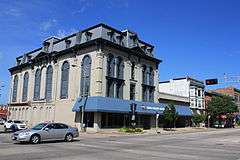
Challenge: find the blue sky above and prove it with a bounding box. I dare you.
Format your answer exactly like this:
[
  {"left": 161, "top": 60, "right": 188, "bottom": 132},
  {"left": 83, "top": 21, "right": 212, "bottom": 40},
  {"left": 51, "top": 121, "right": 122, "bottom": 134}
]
[{"left": 0, "top": 0, "right": 240, "bottom": 104}]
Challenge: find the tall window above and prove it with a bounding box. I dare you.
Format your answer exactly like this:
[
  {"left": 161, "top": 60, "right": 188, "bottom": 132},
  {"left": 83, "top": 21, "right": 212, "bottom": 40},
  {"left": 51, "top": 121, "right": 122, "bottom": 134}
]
[
  {"left": 142, "top": 66, "right": 155, "bottom": 102},
  {"left": 116, "top": 82, "right": 123, "bottom": 99},
  {"left": 106, "top": 54, "right": 124, "bottom": 99},
  {"left": 33, "top": 69, "right": 41, "bottom": 101},
  {"left": 80, "top": 55, "right": 91, "bottom": 96},
  {"left": 130, "top": 83, "right": 136, "bottom": 100},
  {"left": 131, "top": 62, "right": 135, "bottom": 80},
  {"left": 60, "top": 61, "right": 70, "bottom": 99},
  {"left": 107, "top": 54, "right": 115, "bottom": 77},
  {"left": 106, "top": 80, "right": 114, "bottom": 97},
  {"left": 116, "top": 57, "right": 124, "bottom": 79},
  {"left": 12, "top": 75, "right": 18, "bottom": 102},
  {"left": 142, "top": 65, "right": 147, "bottom": 84},
  {"left": 22, "top": 72, "right": 29, "bottom": 102},
  {"left": 45, "top": 65, "right": 53, "bottom": 102},
  {"left": 149, "top": 67, "right": 154, "bottom": 86}
]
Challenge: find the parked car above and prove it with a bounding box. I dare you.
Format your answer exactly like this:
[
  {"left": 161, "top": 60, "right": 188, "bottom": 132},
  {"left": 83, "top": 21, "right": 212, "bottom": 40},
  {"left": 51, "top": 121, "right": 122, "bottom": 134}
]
[
  {"left": 11, "top": 122, "right": 79, "bottom": 144},
  {"left": 4, "top": 120, "right": 27, "bottom": 132},
  {"left": 0, "top": 118, "right": 6, "bottom": 125}
]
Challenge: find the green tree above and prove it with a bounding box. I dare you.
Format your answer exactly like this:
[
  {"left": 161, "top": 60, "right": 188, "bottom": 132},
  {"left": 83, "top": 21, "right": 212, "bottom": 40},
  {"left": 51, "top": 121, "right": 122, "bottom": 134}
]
[
  {"left": 207, "top": 95, "right": 238, "bottom": 126},
  {"left": 163, "top": 104, "right": 178, "bottom": 128},
  {"left": 192, "top": 114, "right": 206, "bottom": 127}
]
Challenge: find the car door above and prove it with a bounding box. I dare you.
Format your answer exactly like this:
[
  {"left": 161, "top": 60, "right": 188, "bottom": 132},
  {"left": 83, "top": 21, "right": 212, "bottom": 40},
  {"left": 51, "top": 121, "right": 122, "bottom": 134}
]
[
  {"left": 53, "top": 123, "right": 68, "bottom": 140},
  {"left": 41, "top": 123, "right": 55, "bottom": 140}
]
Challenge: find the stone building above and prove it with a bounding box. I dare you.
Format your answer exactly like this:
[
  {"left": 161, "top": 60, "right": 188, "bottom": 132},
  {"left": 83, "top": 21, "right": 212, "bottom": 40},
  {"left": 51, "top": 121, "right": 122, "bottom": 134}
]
[{"left": 8, "top": 23, "right": 192, "bottom": 131}]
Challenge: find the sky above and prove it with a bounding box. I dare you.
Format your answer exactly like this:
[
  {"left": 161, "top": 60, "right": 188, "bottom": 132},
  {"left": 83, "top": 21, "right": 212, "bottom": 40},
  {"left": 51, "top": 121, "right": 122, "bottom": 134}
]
[{"left": 0, "top": 0, "right": 240, "bottom": 104}]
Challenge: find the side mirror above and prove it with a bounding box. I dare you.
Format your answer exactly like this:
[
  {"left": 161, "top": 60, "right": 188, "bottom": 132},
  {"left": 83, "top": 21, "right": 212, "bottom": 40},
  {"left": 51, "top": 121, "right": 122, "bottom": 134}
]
[{"left": 44, "top": 128, "right": 50, "bottom": 131}]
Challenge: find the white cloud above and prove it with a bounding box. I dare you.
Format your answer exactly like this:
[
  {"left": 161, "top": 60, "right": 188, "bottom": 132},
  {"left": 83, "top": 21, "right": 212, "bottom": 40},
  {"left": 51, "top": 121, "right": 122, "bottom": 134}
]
[{"left": 40, "top": 19, "right": 57, "bottom": 31}]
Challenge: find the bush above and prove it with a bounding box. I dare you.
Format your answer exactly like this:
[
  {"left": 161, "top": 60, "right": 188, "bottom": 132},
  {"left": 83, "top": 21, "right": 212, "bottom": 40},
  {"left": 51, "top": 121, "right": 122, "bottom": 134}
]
[
  {"left": 192, "top": 114, "right": 206, "bottom": 127},
  {"left": 119, "top": 127, "right": 143, "bottom": 133},
  {"left": 236, "top": 121, "right": 240, "bottom": 126}
]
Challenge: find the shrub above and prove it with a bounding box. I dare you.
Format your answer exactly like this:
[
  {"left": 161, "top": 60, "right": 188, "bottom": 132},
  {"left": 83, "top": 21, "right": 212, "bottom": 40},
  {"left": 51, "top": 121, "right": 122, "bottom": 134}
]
[{"left": 119, "top": 127, "right": 143, "bottom": 133}]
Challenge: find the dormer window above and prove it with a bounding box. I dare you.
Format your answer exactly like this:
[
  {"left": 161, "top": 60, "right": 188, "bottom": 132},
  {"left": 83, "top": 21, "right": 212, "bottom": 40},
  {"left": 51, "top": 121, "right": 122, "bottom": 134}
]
[
  {"left": 85, "top": 31, "right": 92, "bottom": 42},
  {"left": 65, "top": 39, "right": 71, "bottom": 49},
  {"left": 130, "top": 35, "right": 138, "bottom": 46},
  {"left": 141, "top": 45, "right": 147, "bottom": 52},
  {"left": 16, "top": 59, "right": 21, "bottom": 65},
  {"left": 116, "top": 34, "right": 124, "bottom": 46},
  {"left": 147, "top": 47, "right": 153, "bottom": 56},
  {"left": 43, "top": 42, "right": 50, "bottom": 52},
  {"left": 107, "top": 31, "right": 115, "bottom": 42}
]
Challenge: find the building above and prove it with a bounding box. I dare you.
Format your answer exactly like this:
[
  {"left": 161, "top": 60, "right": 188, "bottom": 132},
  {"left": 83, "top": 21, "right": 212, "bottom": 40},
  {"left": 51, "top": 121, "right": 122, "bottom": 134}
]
[
  {"left": 0, "top": 105, "right": 8, "bottom": 119},
  {"left": 158, "top": 92, "right": 191, "bottom": 127},
  {"left": 204, "top": 91, "right": 225, "bottom": 110},
  {"left": 8, "top": 23, "right": 192, "bottom": 131},
  {"left": 209, "top": 87, "right": 240, "bottom": 112},
  {"left": 159, "top": 77, "right": 205, "bottom": 114}
]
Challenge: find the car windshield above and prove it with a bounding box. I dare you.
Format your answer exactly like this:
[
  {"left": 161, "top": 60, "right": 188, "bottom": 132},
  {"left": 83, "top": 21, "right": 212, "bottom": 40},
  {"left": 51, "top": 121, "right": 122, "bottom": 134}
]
[
  {"left": 32, "top": 123, "right": 48, "bottom": 130},
  {"left": 13, "top": 120, "right": 22, "bottom": 123}
]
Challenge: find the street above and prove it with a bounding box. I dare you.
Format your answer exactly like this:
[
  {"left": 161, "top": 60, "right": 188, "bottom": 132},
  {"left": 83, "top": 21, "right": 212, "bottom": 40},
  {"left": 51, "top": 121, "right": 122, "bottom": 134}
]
[{"left": 0, "top": 128, "right": 239, "bottom": 160}]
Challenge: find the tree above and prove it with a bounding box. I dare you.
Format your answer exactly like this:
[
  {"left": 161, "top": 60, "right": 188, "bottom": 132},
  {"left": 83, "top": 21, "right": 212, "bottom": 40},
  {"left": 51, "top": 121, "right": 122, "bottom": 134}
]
[
  {"left": 192, "top": 114, "right": 206, "bottom": 127},
  {"left": 207, "top": 95, "right": 238, "bottom": 127},
  {"left": 163, "top": 104, "right": 178, "bottom": 129}
]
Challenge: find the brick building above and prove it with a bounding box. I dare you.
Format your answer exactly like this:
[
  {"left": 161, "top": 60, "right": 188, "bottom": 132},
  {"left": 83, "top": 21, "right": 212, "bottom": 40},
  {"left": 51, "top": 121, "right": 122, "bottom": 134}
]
[{"left": 209, "top": 87, "right": 240, "bottom": 112}]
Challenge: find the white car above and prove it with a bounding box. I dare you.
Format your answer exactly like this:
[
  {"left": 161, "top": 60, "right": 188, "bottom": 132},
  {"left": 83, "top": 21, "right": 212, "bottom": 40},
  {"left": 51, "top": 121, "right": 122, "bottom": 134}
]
[{"left": 4, "top": 120, "right": 27, "bottom": 132}]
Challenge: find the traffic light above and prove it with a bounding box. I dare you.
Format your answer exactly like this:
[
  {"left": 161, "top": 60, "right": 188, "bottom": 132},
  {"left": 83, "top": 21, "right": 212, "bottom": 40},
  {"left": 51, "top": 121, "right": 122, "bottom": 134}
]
[
  {"left": 205, "top": 78, "right": 218, "bottom": 85},
  {"left": 130, "top": 103, "right": 137, "bottom": 115}
]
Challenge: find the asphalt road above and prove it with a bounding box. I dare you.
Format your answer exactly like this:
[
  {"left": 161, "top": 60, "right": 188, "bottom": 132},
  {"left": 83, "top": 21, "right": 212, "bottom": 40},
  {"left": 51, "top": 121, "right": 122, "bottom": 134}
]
[{"left": 0, "top": 128, "right": 239, "bottom": 160}]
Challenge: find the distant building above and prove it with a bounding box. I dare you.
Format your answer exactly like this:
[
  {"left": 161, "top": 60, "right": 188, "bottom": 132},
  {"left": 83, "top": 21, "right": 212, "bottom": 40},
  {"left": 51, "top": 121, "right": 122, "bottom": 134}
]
[
  {"left": 209, "top": 87, "right": 240, "bottom": 112},
  {"left": 204, "top": 91, "right": 225, "bottom": 110},
  {"left": 158, "top": 92, "right": 191, "bottom": 127},
  {"left": 159, "top": 77, "right": 205, "bottom": 114},
  {"left": 0, "top": 105, "right": 8, "bottom": 119}
]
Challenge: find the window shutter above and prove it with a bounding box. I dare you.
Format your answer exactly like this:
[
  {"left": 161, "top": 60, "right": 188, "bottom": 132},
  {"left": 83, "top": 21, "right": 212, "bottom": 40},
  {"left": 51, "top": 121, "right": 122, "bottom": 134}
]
[
  {"left": 34, "top": 69, "right": 41, "bottom": 100},
  {"left": 81, "top": 56, "right": 91, "bottom": 96},
  {"left": 45, "top": 66, "right": 53, "bottom": 102},
  {"left": 12, "top": 75, "right": 18, "bottom": 102},
  {"left": 22, "top": 72, "right": 29, "bottom": 102},
  {"left": 60, "top": 62, "right": 69, "bottom": 99}
]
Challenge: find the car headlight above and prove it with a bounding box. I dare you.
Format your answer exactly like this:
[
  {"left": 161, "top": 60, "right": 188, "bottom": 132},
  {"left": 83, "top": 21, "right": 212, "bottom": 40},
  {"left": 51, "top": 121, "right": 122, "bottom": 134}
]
[{"left": 19, "top": 132, "right": 31, "bottom": 136}]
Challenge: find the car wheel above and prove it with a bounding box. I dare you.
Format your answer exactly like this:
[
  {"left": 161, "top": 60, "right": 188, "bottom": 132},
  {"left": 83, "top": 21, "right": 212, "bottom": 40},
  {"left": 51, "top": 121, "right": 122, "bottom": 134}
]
[
  {"left": 30, "top": 135, "right": 40, "bottom": 144},
  {"left": 65, "top": 133, "right": 73, "bottom": 142}
]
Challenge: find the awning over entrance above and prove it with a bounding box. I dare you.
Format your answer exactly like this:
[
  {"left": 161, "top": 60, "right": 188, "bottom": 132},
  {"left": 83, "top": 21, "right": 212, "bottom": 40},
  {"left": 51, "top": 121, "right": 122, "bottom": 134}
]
[
  {"left": 72, "top": 96, "right": 192, "bottom": 116},
  {"left": 72, "top": 96, "right": 87, "bottom": 112}
]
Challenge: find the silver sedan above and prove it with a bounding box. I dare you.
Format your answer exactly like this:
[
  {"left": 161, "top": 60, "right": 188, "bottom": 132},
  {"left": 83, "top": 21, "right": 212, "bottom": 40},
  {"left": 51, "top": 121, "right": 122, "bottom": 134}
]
[{"left": 11, "top": 122, "right": 79, "bottom": 144}]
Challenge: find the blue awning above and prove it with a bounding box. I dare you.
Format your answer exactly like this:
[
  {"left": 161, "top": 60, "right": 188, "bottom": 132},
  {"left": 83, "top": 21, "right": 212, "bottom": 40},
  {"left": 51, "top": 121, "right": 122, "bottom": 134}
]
[
  {"left": 72, "top": 96, "right": 87, "bottom": 112},
  {"left": 175, "top": 105, "right": 192, "bottom": 116},
  {"left": 72, "top": 96, "right": 192, "bottom": 116}
]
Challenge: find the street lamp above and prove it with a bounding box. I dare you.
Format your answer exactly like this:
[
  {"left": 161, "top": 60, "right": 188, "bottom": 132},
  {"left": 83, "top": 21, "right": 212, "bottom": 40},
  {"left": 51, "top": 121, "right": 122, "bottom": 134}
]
[{"left": 71, "top": 64, "right": 88, "bottom": 132}]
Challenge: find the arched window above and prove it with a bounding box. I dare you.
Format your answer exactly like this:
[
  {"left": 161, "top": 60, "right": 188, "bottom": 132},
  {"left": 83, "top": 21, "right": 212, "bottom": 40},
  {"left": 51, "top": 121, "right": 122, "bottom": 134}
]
[
  {"left": 142, "top": 65, "right": 147, "bottom": 84},
  {"left": 149, "top": 67, "right": 154, "bottom": 86},
  {"left": 33, "top": 69, "right": 41, "bottom": 100},
  {"left": 130, "top": 62, "right": 135, "bottom": 80},
  {"left": 45, "top": 65, "right": 53, "bottom": 102},
  {"left": 60, "top": 61, "right": 70, "bottom": 99},
  {"left": 22, "top": 72, "right": 29, "bottom": 102},
  {"left": 107, "top": 54, "right": 115, "bottom": 77},
  {"left": 12, "top": 75, "right": 18, "bottom": 102},
  {"left": 116, "top": 57, "right": 124, "bottom": 79},
  {"left": 80, "top": 55, "right": 91, "bottom": 96}
]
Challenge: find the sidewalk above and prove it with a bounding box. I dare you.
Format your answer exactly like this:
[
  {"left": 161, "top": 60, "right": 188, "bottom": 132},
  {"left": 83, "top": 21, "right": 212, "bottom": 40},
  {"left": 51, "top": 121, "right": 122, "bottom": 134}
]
[{"left": 77, "top": 127, "right": 218, "bottom": 139}]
